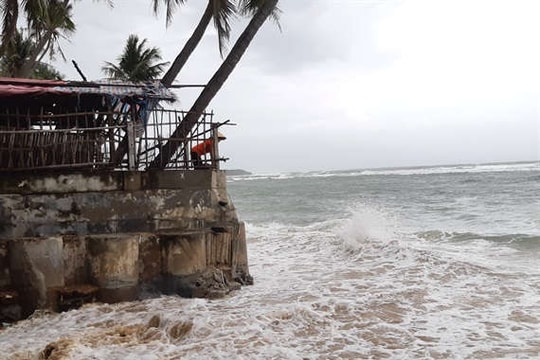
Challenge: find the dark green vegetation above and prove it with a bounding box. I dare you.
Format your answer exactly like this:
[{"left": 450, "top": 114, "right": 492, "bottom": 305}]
[
  {"left": 102, "top": 34, "right": 168, "bottom": 82},
  {"left": 0, "top": 0, "right": 74, "bottom": 79}
]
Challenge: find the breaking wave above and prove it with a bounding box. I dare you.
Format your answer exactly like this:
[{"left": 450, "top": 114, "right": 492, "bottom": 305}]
[{"left": 229, "top": 161, "right": 539, "bottom": 182}]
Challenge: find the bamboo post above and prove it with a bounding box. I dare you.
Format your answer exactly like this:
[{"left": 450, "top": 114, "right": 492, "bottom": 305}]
[
  {"left": 180, "top": 112, "right": 189, "bottom": 169},
  {"left": 211, "top": 124, "right": 219, "bottom": 170},
  {"left": 127, "top": 121, "right": 136, "bottom": 171}
]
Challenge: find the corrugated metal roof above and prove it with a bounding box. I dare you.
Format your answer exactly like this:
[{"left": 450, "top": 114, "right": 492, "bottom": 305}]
[{"left": 0, "top": 77, "right": 176, "bottom": 101}]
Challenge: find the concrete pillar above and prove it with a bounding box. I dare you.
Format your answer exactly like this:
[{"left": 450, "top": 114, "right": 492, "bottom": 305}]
[
  {"left": 0, "top": 241, "right": 10, "bottom": 288},
  {"left": 23, "top": 237, "right": 64, "bottom": 289},
  {"left": 232, "top": 222, "right": 252, "bottom": 285},
  {"left": 161, "top": 233, "right": 206, "bottom": 277},
  {"left": 205, "top": 231, "right": 232, "bottom": 268},
  {"left": 62, "top": 235, "right": 87, "bottom": 286},
  {"left": 138, "top": 234, "right": 161, "bottom": 283},
  {"left": 87, "top": 235, "right": 140, "bottom": 303},
  {"left": 20, "top": 237, "right": 65, "bottom": 310},
  {"left": 8, "top": 240, "right": 48, "bottom": 317}
]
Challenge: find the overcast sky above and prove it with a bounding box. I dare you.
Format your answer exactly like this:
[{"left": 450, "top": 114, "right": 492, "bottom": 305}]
[{"left": 53, "top": 0, "right": 539, "bottom": 173}]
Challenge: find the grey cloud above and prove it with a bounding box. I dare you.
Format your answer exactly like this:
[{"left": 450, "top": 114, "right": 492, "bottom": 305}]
[{"left": 244, "top": 1, "right": 397, "bottom": 74}]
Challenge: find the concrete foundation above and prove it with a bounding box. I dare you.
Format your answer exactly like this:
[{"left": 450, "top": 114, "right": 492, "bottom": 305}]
[{"left": 0, "top": 170, "right": 251, "bottom": 322}]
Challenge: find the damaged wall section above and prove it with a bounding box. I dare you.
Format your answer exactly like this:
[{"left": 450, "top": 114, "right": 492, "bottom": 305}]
[{"left": 0, "top": 170, "right": 251, "bottom": 322}]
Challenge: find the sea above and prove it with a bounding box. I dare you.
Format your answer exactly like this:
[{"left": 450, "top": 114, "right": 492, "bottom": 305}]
[{"left": 1, "top": 161, "right": 539, "bottom": 359}]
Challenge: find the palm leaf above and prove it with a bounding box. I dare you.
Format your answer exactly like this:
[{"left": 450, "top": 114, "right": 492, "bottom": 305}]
[
  {"left": 103, "top": 34, "right": 169, "bottom": 82},
  {"left": 237, "top": 0, "right": 281, "bottom": 29},
  {"left": 211, "top": 0, "right": 236, "bottom": 56},
  {"left": 152, "top": 0, "right": 186, "bottom": 26}
]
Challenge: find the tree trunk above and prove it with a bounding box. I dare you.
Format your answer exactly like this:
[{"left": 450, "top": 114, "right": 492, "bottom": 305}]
[
  {"left": 18, "top": 30, "right": 52, "bottom": 78},
  {"left": 150, "top": 0, "right": 279, "bottom": 168},
  {"left": 0, "top": 0, "right": 20, "bottom": 54},
  {"left": 160, "top": 1, "right": 213, "bottom": 87}
]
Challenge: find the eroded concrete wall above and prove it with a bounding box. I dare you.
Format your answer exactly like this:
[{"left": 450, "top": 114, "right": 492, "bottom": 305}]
[
  {"left": 0, "top": 170, "right": 251, "bottom": 321},
  {"left": 0, "top": 171, "right": 235, "bottom": 238}
]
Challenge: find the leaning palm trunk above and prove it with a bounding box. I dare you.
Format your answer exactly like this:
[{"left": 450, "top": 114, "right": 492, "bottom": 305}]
[
  {"left": 150, "top": 0, "right": 278, "bottom": 168},
  {"left": 160, "top": 1, "right": 213, "bottom": 87},
  {"left": 17, "top": 30, "right": 52, "bottom": 77}
]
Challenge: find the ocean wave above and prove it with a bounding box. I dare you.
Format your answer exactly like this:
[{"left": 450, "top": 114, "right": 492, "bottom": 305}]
[
  {"left": 526, "top": 174, "right": 540, "bottom": 182},
  {"left": 337, "top": 210, "right": 396, "bottom": 249},
  {"left": 227, "top": 173, "right": 297, "bottom": 182},
  {"left": 414, "top": 230, "right": 540, "bottom": 247},
  {"left": 413, "top": 230, "right": 540, "bottom": 243},
  {"left": 229, "top": 161, "right": 540, "bottom": 182}
]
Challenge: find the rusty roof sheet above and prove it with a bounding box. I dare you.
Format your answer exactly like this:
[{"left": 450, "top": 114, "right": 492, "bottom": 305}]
[{"left": 0, "top": 77, "right": 176, "bottom": 101}]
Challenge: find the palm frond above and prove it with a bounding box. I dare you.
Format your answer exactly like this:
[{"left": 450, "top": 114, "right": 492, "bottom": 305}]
[
  {"left": 102, "top": 61, "right": 127, "bottom": 80},
  {"left": 152, "top": 0, "right": 186, "bottom": 27},
  {"left": 103, "top": 34, "right": 168, "bottom": 82},
  {"left": 24, "top": 0, "right": 47, "bottom": 34},
  {"left": 237, "top": 0, "right": 281, "bottom": 30},
  {"left": 31, "top": 0, "right": 75, "bottom": 63},
  {"left": 211, "top": 0, "right": 236, "bottom": 56}
]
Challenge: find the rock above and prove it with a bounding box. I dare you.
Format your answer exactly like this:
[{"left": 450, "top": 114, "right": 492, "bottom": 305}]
[{"left": 162, "top": 268, "right": 237, "bottom": 299}]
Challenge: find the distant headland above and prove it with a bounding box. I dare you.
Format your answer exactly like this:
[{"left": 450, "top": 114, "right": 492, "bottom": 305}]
[{"left": 225, "top": 169, "right": 252, "bottom": 176}]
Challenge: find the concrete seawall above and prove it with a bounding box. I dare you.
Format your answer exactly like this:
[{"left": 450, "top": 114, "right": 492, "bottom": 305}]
[{"left": 0, "top": 170, "right": 251, "bottom": 321}]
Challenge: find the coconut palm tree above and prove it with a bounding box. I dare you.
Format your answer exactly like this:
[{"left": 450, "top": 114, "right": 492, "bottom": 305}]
[
  {"left": 150, "top": 0, "right": 279, "bottom": 168},
  {"left": 0, "top": 28, "right": 63, "bottom": 78},
  {"left": 102, "top": 34, "right": 169, "bottom": 82},
  {"left": 1, "top": 0, "right": 113, "bottom": 77},
  {"left": 18, "top": 0, "right": 75, "bottom": 77},
  {"left": 0, "top": 29, "right": 33, "bottom": 76},
  {"left": 0, "top": 0, "right": 46, "bottom": 54}
]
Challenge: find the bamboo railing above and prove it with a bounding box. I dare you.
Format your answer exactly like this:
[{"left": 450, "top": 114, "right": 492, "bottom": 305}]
[{"left": 0, "top": 107, "right": 226, "bottom": 172}]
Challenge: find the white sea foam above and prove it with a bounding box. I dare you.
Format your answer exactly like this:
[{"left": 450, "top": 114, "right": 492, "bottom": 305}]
[
  {"left": 228, "top": 173, "right": 296, "bottom": 182},
  {"left": 229, "top": 161, "right": 540, "bottom": 182},
  {"left": 335, "top": 206, "right": 400, "bottom": 255}
]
